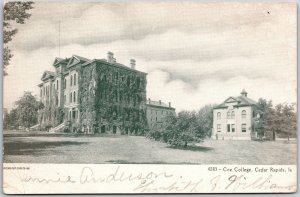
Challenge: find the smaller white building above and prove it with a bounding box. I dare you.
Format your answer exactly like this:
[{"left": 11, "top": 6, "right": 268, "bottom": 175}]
[{"left": 212, "top": 90, "right": 257, "bottom": 140}]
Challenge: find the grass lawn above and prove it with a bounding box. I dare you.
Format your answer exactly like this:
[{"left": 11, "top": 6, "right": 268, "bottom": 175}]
[{"left": 3, "top": 130, "right": 297, "bottom": 164}]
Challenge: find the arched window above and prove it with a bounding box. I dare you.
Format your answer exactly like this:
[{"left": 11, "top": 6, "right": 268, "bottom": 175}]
[
  {"left": 242, "top": 110, "right": 246, "bottom": 119},
  {"left": 73, "top": 91, "right": 76, "bottom": 102},
  {"left": 227, "top": 111, "right": 231, "bottom": 119},
  {"left": 231, "top": 111, "right": 235, "bottom": 119},
  {"left": 70, "top": 93, "right": 72, "bottom": 103},
  {"left": 217, "top": 112, "right": 221, "bottom": 119},
  {"left": 70, "top": 75, "right": 73, "bottom": 86},
  {"left": 56, "top": 80, "right": 59, "bottom": 90},
  {"left": 74, "top": 74, "right": 76, "bottom": 85}
]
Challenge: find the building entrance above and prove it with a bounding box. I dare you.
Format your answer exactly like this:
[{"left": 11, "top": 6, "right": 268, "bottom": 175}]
[
  {"left": 113, "top": 126, "right": 117, "bottom": 134},
  {"left": 101, "top": 125, "right": 105, "bottom": 133}
]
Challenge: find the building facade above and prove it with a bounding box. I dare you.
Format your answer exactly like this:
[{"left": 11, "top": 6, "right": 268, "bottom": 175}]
[
  {"left": 212, "top": 90, "right": 257, "bottom": 140},
  {"left": 146, "top": 99, "right": 176, "bottom": 131},
  {"left": 38, "top": 52, "right": 148, "bottom": 135}
]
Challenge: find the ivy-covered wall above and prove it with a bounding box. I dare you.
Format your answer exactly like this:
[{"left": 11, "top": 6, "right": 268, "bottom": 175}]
[
  {"left": 80, "top": 61, "right": 148, "bottom": 134},
  {"left": 38, "top": 82, "right": 64, "bottom": 129}
]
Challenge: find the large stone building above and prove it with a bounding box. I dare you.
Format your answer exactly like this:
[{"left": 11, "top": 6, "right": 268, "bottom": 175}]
[
  {"left": 146, "top": 99, "right": 176, "bottom": 130},
  {"left": 212, "top": 90, "right": 257, "bottom": 140},
  {"left": 38, "top": 52, "right": 148, "bottom": 134}
]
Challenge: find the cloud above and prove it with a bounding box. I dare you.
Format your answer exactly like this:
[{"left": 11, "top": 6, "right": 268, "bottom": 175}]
[
  {"left": 147, "top": 69, "right": 296, "bottom": 111},
  {"left": 12, "top": 2, "right": 279, "bottom": 51},
  {"left": 4, "top": 2, "right": 296, "bottom": 112}
]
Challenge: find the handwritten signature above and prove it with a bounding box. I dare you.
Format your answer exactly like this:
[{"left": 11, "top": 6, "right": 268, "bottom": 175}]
[{"left": 5, "top": 166, "right": 296, "bottom": 193}]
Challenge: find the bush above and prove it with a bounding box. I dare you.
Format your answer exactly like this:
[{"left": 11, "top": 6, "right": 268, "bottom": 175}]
[
  {"left": 147, "top": 130, "right": 162, "bottom": 141},
  {"left": 45, "top": 123, "right": 52, "bottom": 132}
]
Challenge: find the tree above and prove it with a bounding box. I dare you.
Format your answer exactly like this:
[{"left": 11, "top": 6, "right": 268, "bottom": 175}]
[
  {"left": 15, "top": 91, "right": 39, "bottom": 129},
  {"left": 253, "top": 98, "right": 296, "bottom": 141},
  {"left": 163, "top": 110, "right": 210, "bottom": 147},
  {"left": 3, "top": 1, "right": 34, "bottom": 75},
  {"left": 195, "top": 104, "right": 216, "bottom": 138},
  {"left": 148, "top": 105, "right": 215, "bottom": 147},
  {"left": 253, "top": 98, "right": 276, "bottom": 140},
  {"left": 6, "top": 108, "right": 19, "bottom": 129},
  {"left": 3, "top": 110, "right": 10, "bottom": 129},
  {"left": 274, "top": 103, "right": 297, "bottom": 139}
]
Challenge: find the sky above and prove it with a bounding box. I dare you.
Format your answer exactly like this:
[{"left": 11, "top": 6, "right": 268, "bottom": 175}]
[{"left": 3, "top": 1, "right": 297, "bottom": 111}]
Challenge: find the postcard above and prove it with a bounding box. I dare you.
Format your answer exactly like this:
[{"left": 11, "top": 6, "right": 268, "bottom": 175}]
[{"left": 2, "top": 0, "right": 297, "bottom": 194}]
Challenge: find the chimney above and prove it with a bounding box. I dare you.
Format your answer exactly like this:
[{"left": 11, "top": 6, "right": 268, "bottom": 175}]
[
  {"left": 159, "top": 100, "right": 161, "bottom": 105},
  {"left": 169, "top": 102, "right": 171, "bottom": 107},
  {"left": 107, "top": 51, "right": 114, "bottom": 63},
  {"left": 241, "top": 89, "right": 248, "bottom": 97},
  {"left": 130, "top": 59, "right": 136, "bottom": 69}
]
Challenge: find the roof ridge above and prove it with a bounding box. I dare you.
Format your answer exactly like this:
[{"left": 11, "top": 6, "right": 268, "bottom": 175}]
[{"left": 72, "top": 54, "right": 91, "bottom": 62}]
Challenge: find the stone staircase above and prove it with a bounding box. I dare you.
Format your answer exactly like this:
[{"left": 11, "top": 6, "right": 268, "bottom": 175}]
[
  {"left": 29, "top": 124, "right": 39, "bottom": 130},
  {"left": 49, "top": 123, "right": 65, "bottom": 133}
]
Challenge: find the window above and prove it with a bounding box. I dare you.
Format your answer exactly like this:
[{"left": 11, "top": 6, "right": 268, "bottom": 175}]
[
  {"left": 231, "top": 124, "right": 235, "bottom": 132},
  {"left": 64, "top": 79, "right": 67, "bottom": 89},
  {"left": 242, "top": 110, "right": 246, "bottom": 119},
  {"left": 74, "top": 74, "right": 76, "bottom": 85},
  {"left": 217, "top": 112, "right": 221, "bottom": 119},
  {"left": 73, "top": 91, "right": 76, "bottom": 102},
  {"left": 70, "top": 93, "right": 72, "bottom": 103},
  {"left": 70, "top": 75, "right": 73, "bottom": 86},
  {"left": 227, "top": 124, "right": 230, "bottom": 132},
  {"left": 242, "top": 124, "right": 246, "bottom": 132},
  {"left": 56, "top": 80, "right": 59, "bottom": 90},
  {"left": 72, "top": 110, "right": 76, "bottom": 119},
  {"left": 156, "top": 117, "right": 158, "bottom": 122},
  {"left": 217, "top": 124, "right": 221, "bottom": 132},
  {"left": 227, "top": 111, "right": 231, "bottom": 119},
  {"left": 54, "top": 84, "right": 56, "bottom": 91},
  {"left": 231, "top": 111, "right": 235, "bottom": 119}
]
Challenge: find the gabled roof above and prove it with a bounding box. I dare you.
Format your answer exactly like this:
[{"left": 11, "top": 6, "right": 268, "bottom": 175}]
[
  {"left": 41, "top": 71, "right": 56, "bottom": 81},
  {"left": 214, "top": 95, "right": 257, "bottom": 109},
  {"left": 66, "top": 55, "right": 91, "bottom": 68},
  {"left": 53, "top": 57, "right": 69, "bottom": 67}
]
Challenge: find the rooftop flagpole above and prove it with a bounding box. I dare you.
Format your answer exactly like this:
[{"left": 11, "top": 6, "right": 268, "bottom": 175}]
[{"left": 58, "top": 20, "right": 61, "bottom": 57}]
